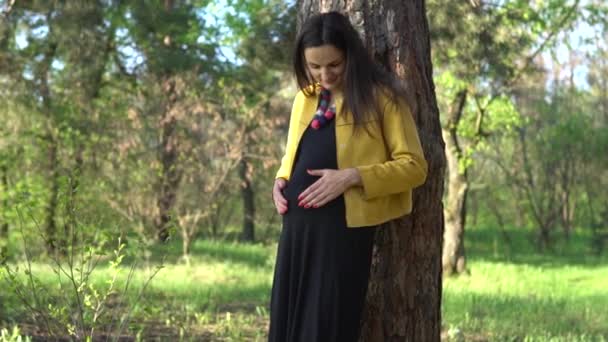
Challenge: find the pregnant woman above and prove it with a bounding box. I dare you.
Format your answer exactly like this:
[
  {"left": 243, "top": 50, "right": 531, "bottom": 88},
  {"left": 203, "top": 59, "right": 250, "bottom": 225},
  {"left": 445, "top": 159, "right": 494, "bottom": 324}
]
[{"left": 268, "top": 11, "right": 428, "bottom": 342}]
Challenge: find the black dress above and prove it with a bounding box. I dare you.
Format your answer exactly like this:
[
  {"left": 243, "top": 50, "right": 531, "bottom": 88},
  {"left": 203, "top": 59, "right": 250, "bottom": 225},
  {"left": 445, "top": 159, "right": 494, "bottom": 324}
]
[{"left": 268, "top": 117, "right": 377, "bottom": 342}]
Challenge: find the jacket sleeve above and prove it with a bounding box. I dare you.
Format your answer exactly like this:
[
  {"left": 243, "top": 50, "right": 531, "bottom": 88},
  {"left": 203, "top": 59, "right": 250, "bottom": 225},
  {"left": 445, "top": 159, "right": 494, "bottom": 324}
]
[
  {"left": 355, "top": 99, "right": 428, "bottom": 200},
  {"left": 275, "top": 92, "right": 303, "bottom": 181}
]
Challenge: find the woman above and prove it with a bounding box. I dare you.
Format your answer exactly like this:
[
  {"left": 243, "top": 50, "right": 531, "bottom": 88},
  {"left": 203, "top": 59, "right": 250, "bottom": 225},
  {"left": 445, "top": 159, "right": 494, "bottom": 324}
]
[{"left": 269, "top": 11, "right": 427, "bottom": 342}]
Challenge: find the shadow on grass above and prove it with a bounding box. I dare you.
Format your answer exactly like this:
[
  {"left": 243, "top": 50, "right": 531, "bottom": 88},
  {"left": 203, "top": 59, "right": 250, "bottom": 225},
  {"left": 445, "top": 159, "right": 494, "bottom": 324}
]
[
  {"left": 142, "top": 281, "right": 270, "bottom": 312},
  {"left": 120, "top": 237, "right": 273, "bottom": 269},
  {"left": 1, "top": 279, "right": 271, "bottom": 341}
]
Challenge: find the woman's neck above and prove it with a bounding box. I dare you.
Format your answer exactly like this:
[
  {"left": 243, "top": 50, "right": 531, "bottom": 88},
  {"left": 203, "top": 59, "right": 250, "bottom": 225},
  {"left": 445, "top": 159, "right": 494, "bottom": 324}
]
[{"left": 330, "top": 87, "right": 343, "bottom": 99}]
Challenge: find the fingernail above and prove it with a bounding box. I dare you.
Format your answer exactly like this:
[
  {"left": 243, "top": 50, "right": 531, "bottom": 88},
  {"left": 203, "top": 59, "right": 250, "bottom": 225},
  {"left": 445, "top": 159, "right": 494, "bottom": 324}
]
[
  {"left": 313, "top": 204, "right": 318, "bottom": 208},
  {"left": 305, "top": 204, "right": 311, "bottom": 209}
]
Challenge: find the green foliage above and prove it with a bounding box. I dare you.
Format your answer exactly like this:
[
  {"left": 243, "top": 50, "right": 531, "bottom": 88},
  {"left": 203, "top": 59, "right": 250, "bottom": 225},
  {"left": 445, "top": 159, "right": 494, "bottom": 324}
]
[
  {"left": 0, "top": 326, "right": 32, "bottom": 342},
  {"left": 1, "top": 0, "right": 607, "bottom": 338},
  {"left": 126, "top": 2, "right": 216, "bottom": 75},
  {"left": 1, "top": 208, "right": 164, "bottom": 340},
  {"left": 434, "top": 70, "right": 468, "bottom": 124},
  {"left": 430, "top": 0, "right": 581, "bottom": 167}
]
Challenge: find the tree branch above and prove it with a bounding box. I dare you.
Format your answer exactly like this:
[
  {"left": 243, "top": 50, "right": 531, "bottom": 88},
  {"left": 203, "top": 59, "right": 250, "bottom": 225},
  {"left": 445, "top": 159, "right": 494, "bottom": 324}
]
[
  {"left": 1, "top": 0, "right": 15, "bottom": 17},
  {"left": 483, "top": 0, "right": 581, "bottom": 109}
]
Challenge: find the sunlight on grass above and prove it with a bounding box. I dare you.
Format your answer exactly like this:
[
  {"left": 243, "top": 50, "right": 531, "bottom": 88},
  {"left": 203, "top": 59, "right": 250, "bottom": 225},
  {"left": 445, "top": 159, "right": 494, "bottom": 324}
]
[
  {"left": 442, "top": 226, "right": 608, "bottom": 341},
  {"left": 3, "top": 226, "right": 607, "bottom": 340}
]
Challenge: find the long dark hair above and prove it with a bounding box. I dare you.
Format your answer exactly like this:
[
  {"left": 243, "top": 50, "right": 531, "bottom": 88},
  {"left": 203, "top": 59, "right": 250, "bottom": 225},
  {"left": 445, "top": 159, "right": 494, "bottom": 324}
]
[{"left": 293, "top": 11, "right": 404, "bottom": 131}]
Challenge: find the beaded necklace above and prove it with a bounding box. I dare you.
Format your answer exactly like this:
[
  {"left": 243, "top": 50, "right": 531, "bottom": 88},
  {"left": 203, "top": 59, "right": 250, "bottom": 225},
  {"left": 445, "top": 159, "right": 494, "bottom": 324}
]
[{"left": 310, "top": 88, "right": 336, "bottom": 130}]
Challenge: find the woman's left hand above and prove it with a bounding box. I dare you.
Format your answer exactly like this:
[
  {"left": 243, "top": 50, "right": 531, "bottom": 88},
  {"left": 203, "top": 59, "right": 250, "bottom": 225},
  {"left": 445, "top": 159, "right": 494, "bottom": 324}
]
[{"left": 297, "top": 168, "right": 361, "bottom": 208}]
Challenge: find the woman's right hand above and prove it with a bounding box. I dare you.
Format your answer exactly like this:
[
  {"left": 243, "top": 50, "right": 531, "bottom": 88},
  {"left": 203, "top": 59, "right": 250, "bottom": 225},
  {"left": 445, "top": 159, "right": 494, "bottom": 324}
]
[{"left": 273, "top": 178, "right": 288, "bottom": 215}]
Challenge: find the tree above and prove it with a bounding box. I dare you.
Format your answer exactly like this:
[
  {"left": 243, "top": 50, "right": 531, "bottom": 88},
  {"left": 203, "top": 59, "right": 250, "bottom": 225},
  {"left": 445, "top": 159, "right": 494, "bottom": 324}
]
[
  {"left": 216, "top": 0, "right": 297, "bottom": 242},
  {"left": 298, "top": 1, "right": 445, "bottom": 340},
  {"left": 429, "top": 0, "right": 582, "bottom": 274},
  {"left": 584, "top": 30, "right": 608, "bottom": 254}
]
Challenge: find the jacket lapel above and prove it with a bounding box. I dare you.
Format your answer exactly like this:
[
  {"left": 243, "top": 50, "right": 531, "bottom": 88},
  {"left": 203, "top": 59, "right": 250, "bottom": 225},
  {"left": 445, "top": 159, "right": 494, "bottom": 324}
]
[{"left": 299, "top": 93, "right": 319, "bottom": 126}]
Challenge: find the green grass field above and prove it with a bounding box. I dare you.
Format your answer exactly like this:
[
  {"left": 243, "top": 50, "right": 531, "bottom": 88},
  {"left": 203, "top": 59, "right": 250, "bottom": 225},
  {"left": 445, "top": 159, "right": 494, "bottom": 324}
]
[{"left": 1, "top": 226, "right": 607, "bottom": 341}]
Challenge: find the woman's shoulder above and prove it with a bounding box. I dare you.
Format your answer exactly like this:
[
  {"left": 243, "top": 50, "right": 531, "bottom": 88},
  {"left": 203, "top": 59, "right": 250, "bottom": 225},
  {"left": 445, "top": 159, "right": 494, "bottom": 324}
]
[
  {"left": 374, "top": 84, "right": 401, "bottom": 103},
  {"left": 372, "top": 86, "right": 396, "bottom": 110},
  {"left": 373, "top": 85, "right": 412, "bottom": 118}
]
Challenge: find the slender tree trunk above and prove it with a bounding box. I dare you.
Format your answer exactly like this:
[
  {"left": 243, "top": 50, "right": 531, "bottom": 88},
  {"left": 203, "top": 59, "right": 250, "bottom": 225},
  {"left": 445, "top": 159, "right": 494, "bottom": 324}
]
[
  {"left": 517, "top": 127, "right": 559, "bottom": 252},
  {"left": 155, "top": 79, "right": 182, "bottom": 242},
  {"left": 442, "top": 146, "right": 468, "bottom": 274},
  {"left": 60, "top": 145, "right": 84, "bottom": 252},
  {"left": 559, "top": 157, "right": 574, "bottom": 240},
  {"left": 153, "top": 0, "right": 183, "bottom": 242},
  {"left": 39, "top": 38, "right": 59, "bottom": 254},
  {"left": 0, "top": 9, "right": 14, "bottom": 249},
  {"left": 240, "top": 156, "right": 255, "bottom": 242},
  {"left": 0, "top": 163, "right": 8, "bottom": 239},
  {"left": 299, "top": 1, "right": 445, "bottom": 340},
  {"left": 442, "top": 90, "right": 469, "bottom": 275},
  {"left": 487, "top": 195, "right": 514, "bottom": 249},
  {"left": 62, "top": 0, "right": 109, "bottom": 248},
  {"left": 181, "top": 228, "right": 191, "bottom": 265},
  {"left": 45, "top": 141, "right": 59, "bottom": 253}
]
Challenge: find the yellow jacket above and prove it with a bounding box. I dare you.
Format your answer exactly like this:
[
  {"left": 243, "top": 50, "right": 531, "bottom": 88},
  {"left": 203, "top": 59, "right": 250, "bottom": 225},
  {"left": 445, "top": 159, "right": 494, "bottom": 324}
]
[{"left": 275, "top": 87, "right": 428, "bottom": 227}]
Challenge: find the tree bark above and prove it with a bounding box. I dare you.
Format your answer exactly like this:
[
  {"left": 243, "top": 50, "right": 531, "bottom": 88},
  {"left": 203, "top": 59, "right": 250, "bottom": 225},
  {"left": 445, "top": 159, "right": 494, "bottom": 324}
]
[
  {"left": 298, "top": 1, "right": 445, "bottom": 340},
  {"left": 155, "top": 78, "right": 182, "bottom": 242},
  {"left": 152, "top": 0, "right": 183, "bottom": 242},
  {"left": 60, "top": 145, "right": 83, "bottom": 253},
  {"left": 442, "top": 90, "right": 469, "bottom": 275},
  {"left": 62, "top": 1, "right": 109, "bottom": 248},
  {"left": 240, "top": 156, "right": 255, "bottom": 242},
  {"left": 0, "top": 163, "right": 8, "bottom": 239},
  {"left": 45, "top": 140, "right": 59, "bottom": 253},
  {"left": 39, "top": 37, "right": 59, "bottom": 254}
]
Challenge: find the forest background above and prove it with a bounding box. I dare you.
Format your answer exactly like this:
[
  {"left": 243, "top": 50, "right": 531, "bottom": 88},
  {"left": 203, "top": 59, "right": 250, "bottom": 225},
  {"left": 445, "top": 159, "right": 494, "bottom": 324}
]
[{"left": 0, "top": 0, "right": 607, "bottom": 341}]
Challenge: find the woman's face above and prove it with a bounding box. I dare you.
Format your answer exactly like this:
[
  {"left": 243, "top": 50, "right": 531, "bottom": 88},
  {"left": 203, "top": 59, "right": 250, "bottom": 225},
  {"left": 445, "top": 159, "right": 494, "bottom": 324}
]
[{"left": 303, "top": 44, "right": 346, "bottom": 92}]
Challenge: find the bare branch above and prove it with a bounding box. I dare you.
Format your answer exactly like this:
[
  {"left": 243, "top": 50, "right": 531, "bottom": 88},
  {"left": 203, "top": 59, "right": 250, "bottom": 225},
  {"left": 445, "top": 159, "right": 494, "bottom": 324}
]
[
  {"left": 483, "top": 0, "right": 581, "bottom": 108},
  {"left": 1, "top": 0, "right": 15, "bottom": 17}
]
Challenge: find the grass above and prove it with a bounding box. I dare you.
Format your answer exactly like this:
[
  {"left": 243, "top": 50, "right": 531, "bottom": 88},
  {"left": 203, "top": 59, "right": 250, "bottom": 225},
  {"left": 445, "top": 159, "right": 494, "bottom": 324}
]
[
  {"left": 442, "top": 226, "right": 608, "bottom": 341},
  {"left": 1, "top": 226, "right": 607, "bottom": 341},
  {"left": 1, "top": 238, "right": 276, "bottom": 341},
  {"left": 443, "top": 261, "right": 607, "bottom": 341}
]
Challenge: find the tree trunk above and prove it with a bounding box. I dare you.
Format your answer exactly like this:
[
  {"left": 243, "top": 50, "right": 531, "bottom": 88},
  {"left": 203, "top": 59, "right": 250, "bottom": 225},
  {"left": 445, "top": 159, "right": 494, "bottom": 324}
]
[
  {"left": 181, "top": 228, "right": 191, "bottom": 265},
  {"left": 62, "top": 0, "right": 110, "bottom": 248},
  {"left": 442, "top": 90, "right": 469, "bottom": 275},
  {"left": 152, "top": 0, "right": 183, "bottom": 242},
  {"left": 60, "top": 145, "right": 84, "bottom": 253},
  {"left": 154, "top": 77, "right": 182, "bottom": 242},
  {"left": 442, "top": 142, "right": 468, "bottom": 275},
  {"left": 1, "top": 163, "right": 8, "bottom": 239},
  {"left": 39, "top": 39, "right": 59, "bottom": 254},
  {"left": 298, "top": 1, "right": 445, "bottom": 340},
  {"left": 45, "top": 140, "right": 60, "bottom": 254},
  {"left": 240, "top": 156, "right": 255, "bottom": 242}
]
